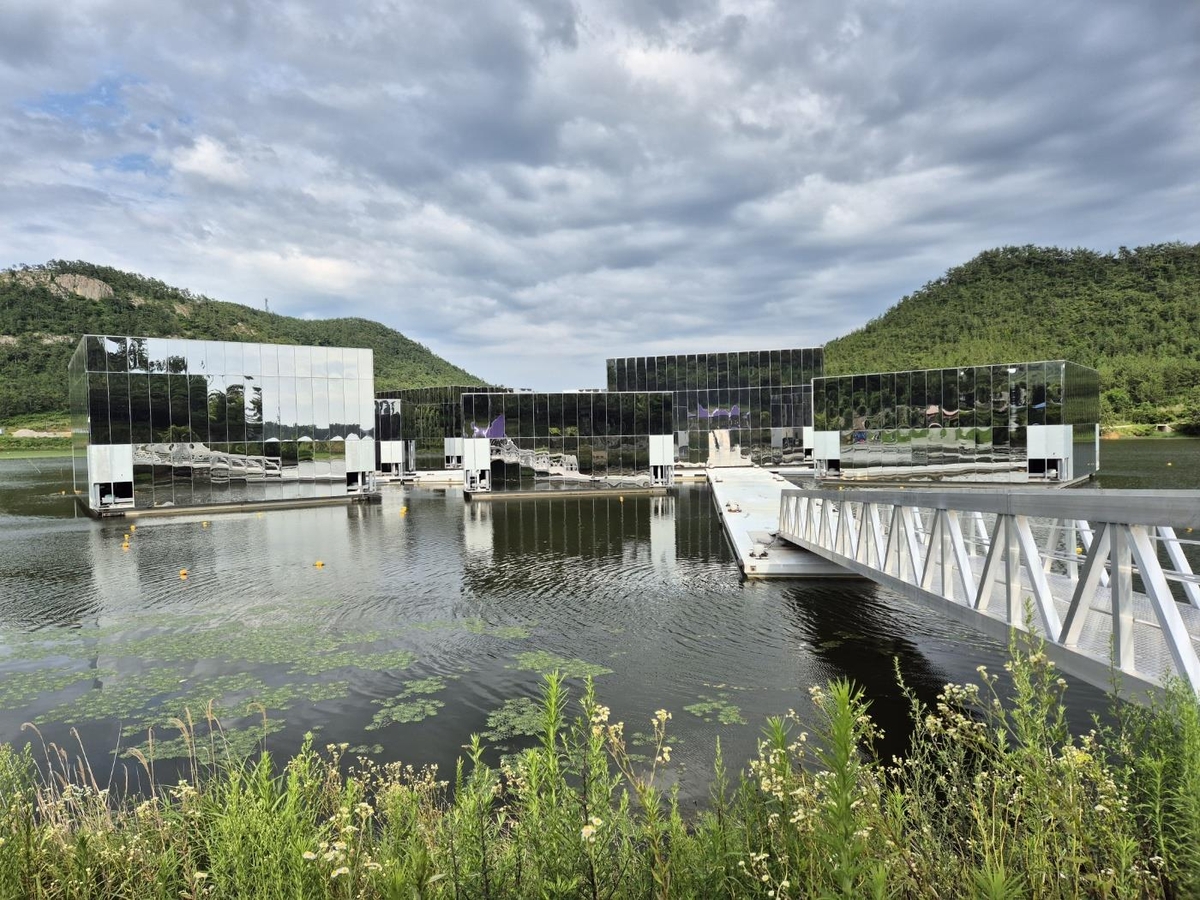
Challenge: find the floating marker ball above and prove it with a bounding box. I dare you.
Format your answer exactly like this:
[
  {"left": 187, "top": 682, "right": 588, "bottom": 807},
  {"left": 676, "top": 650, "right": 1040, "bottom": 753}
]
[
  {"left": 314, "top": 560, "right": 325, "bottom": 568},
  {"left": 179, "top": 568, "right": 188, "bottom": 579},
  {"left": 129, "top": 524, "right": 136, "bottom": 531}
]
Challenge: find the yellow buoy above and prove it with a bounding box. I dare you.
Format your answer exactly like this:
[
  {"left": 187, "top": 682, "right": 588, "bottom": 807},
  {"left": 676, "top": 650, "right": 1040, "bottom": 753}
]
[
  {"left": 179, "top": 568, "right": 188, "bottom": 578},
  {"left": 129, "top": 524, "right": 136, "bottom": 531},
  {"left": 121, "top": 544, "right": 129, "bottom": 552},
  {"left": 1076, "top": 546, "right": 1083, "bottom": 554},
  {"left": 1168, "top": 462, "right": 1174, "bottom": 467},
  {"left": 202, "top": 521, "right": 209, "bottom": 528},
  {"left": 314, "top": 560, "right": 325, "bottom": 568}
]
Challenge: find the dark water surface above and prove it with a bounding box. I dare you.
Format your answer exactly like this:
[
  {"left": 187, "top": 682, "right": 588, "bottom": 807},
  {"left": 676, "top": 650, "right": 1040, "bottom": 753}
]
[{"left": 0, "top": 440, "right": 1193, "bottom": 799}]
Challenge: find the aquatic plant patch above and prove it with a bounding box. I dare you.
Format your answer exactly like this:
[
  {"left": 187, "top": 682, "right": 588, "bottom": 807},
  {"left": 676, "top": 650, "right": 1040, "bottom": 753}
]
[
  {"left": 367, "top": 676, "right": 450, "bottom": 729},
  {"left": 482, "top": 696, "right": 543, "bottom": 744},
  {"left": 684, "top": 693, "right": 746, "bottom": 725},
  {"left": 507, "top": 651, "right": 613, "bottom": 679}
]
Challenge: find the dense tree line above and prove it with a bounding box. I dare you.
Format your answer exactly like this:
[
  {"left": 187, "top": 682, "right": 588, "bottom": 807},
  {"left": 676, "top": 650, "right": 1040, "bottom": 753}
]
[
  {"left": 0, "top": 261, "right": 484, "bottom": 421},
  {"left": 824, "top": 243, "right": 1200, "bottom": 425}
]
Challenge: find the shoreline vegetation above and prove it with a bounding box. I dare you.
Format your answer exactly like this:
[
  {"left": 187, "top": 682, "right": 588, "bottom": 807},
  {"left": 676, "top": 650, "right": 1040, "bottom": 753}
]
[{"left": 3, "top": 639, "right": 1200, "bottom": 898}]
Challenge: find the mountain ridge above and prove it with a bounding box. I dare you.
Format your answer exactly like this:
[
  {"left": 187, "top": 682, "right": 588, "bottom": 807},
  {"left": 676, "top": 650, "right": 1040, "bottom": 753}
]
[
  {"left": 824, "top": 242, "right": 1200, "bottom": 424},
  {"left": 0, "top": 260, "right": 486, "bottom": 421}
]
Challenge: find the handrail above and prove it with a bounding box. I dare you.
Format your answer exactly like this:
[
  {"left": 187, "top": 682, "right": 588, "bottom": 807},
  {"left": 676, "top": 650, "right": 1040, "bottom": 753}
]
[{"left": 777, "top": 485, "right": 1200, "bottom": 695}]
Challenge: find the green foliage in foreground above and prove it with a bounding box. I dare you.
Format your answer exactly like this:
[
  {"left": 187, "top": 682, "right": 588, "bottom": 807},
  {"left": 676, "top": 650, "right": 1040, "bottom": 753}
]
[{"left": 3, "top": 642, "right": 1200, "bottom": 898}]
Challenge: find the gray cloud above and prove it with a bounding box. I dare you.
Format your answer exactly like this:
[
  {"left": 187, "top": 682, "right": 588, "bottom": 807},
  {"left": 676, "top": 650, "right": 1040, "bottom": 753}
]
[{"left": 0, "top": 0, "right": 1197, "bottom": 389}]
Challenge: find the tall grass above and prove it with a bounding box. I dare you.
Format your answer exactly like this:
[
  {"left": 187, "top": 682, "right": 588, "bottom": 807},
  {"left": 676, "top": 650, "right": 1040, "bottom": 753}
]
[{"left": 2, "top": 637, "right": 1199, "bottom": 898}]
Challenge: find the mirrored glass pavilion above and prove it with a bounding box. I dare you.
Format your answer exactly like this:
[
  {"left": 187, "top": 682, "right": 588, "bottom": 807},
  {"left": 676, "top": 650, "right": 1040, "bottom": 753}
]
[
  {"left": 606, "top": 348, "right": 823, "bottom": 466},
  {"left": 811, "top": 360, "right": 1100, "bottom": 482},
  {"left": 460, "top": 391, "right": 675, "bottom": 492},
  {"left": 68, "top": 336, "right": 376, "bottom": 512},
  {"left": 375, "top": 384, "right": 507, "bottom": 476}
]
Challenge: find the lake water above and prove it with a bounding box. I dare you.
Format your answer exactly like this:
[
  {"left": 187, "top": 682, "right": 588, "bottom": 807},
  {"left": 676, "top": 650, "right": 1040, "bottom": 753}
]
[{"left": 0, "top": 439, "right": 1194, "bottom": 801}]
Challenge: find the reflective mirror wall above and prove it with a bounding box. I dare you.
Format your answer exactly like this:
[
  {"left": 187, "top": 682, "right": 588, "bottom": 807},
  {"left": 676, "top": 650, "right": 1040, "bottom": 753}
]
[
  {"left": 811, "top": 361, "right": 1100, "bottom": 481},
  {"left": 69, "top": 336, "right": 375, "bottom": 509},
  {"left": 375, "top": 385, "right": 507, "bottom": 473},
  {"left": 606, "top": 348, "right": 823, "bottom": 466},
  {"left": 463, "top": 391, "right": 673, "bottom": 491}
]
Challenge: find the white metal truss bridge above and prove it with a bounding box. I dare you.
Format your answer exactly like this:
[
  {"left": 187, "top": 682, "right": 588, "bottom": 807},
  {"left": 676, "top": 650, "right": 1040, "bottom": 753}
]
[{"left": 777, "top": 486, "right": 1200, "bottom": 695}]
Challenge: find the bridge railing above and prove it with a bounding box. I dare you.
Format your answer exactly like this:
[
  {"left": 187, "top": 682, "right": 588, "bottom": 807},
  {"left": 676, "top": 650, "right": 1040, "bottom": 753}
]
[{"left": 778, "top": 486, "right": 1200, "bottom": 694}]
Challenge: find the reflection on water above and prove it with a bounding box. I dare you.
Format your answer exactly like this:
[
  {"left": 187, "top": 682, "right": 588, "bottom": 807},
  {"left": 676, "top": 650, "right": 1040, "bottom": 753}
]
[{"left": 6, "top": 444, "right": 1189, "bottom": 796}]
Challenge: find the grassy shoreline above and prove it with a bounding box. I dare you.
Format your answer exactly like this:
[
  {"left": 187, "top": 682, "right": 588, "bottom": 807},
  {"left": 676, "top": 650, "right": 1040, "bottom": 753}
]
[
  {"left": 2, "top": 639, "right": 1199, "bottom": 898},
  {"left": 0, "top": 447, "right": 72, "bottom": 459}
]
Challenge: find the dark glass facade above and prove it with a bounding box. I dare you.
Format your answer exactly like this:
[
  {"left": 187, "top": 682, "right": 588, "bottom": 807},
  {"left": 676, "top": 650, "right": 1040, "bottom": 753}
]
[
  {"left": 811, "top": 361, "right": 1100, "bottom": 481},
  {"left": 462, "top": 391, "right": 674, "bottom": 492},
  {"left": 605, "top": 348, "right": 823, "bottom": 466},
  {"left": 69, "top": 336, "right": 376, "bottom": 510},
  {"left": 375, "top": 385, "right": 505, "bottom": 473}
]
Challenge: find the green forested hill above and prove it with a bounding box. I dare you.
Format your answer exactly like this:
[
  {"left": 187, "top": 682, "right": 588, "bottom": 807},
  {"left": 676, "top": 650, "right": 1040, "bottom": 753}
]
[
  {"left": 824, "top": 243, "right": 1200, "bottom": 424},
  {"left": 0, "top": 261, "right": 486, "bottom": 421}
]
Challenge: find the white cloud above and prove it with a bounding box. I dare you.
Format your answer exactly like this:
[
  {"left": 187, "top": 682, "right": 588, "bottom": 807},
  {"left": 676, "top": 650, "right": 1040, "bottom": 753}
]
[{"left": 170, "top": 136, "right": 249, "bottom": 186}]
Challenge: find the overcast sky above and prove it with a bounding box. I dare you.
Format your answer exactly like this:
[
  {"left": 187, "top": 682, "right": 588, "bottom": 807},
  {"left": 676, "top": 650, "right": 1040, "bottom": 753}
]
[{"left": 1, "top": 1, "right": 1197, "bottom": 388}]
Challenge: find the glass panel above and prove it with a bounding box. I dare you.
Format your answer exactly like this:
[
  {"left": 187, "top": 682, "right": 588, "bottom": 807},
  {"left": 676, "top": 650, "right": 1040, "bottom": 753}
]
[
  {"left": 591, "top": 394, "right": 606, "bottom": 437},
  {"left": 205, "top": 341, "right": 225, "bottom": 376},
  {"left": 166, "top": 339, "right": 188, "bottom": 374},
  {"left": 108, "top": 374, "right": 131, "bottom": 444},
  {"left": 327, "top": 347, "right": 344, "bottom": 379},
  {"left": 959, "top": 367, "right": 975, "bottom": 428},
  {"left": 563, "top": 393, "right": 578, "bottom": 437},
  {"left": 295, "top": 378, "right": 314, "bottom": 440},
  {"left": 575, "top": 392, "right": 591, "bottom": 437},
  {"left": 169, "top": 374, "right": 191, "bottom": 438},
  {"left": 271, "top": 344, "right": 293, "bottom": 381},
  {"left": 312, "top": 380, "right": 330, "bottom": 441},
  {"left": 1029, "top": 361, "right": 1046, "bottom": 426},
  {"left": 130, "top": 374, "right": 152, "bottom": 443},
  {"left": 294, "top": 345, "right": 312, "bottom": 378},
  {"left": 102, "top": 337, "right": 126, "bottom": 373},
  {"left": 1011, "top": 363, "right": 1028, "bottom": 427},
  {"left": 328, "top": 380, "right": 345, "bottom": 437},
  {"left": 88, "top": 374, "right": 109, "bottom": 444},
  {"left": 1046, "top": 361, "right": 1064, "bottom": 425},
  {"left": 127, "top": 338, "right": 149, "bottom": 373},
  {"left": 223, "top": 342, "right": 242, "bottom": 379},
  {"left": 86, "top": 336, "right": 107, "bottom": 372},
  {"left": 242, "top": 342, "right": 262, "bottom": 378},
  {"left": 534, "top": 393, "right": 549, "bottom": 438},
  {"left": 607, "top": 393, "right": 623, "bottom": 436},
  {"left": 310, "top": 346, "right": 328, "bottom": 379}
]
